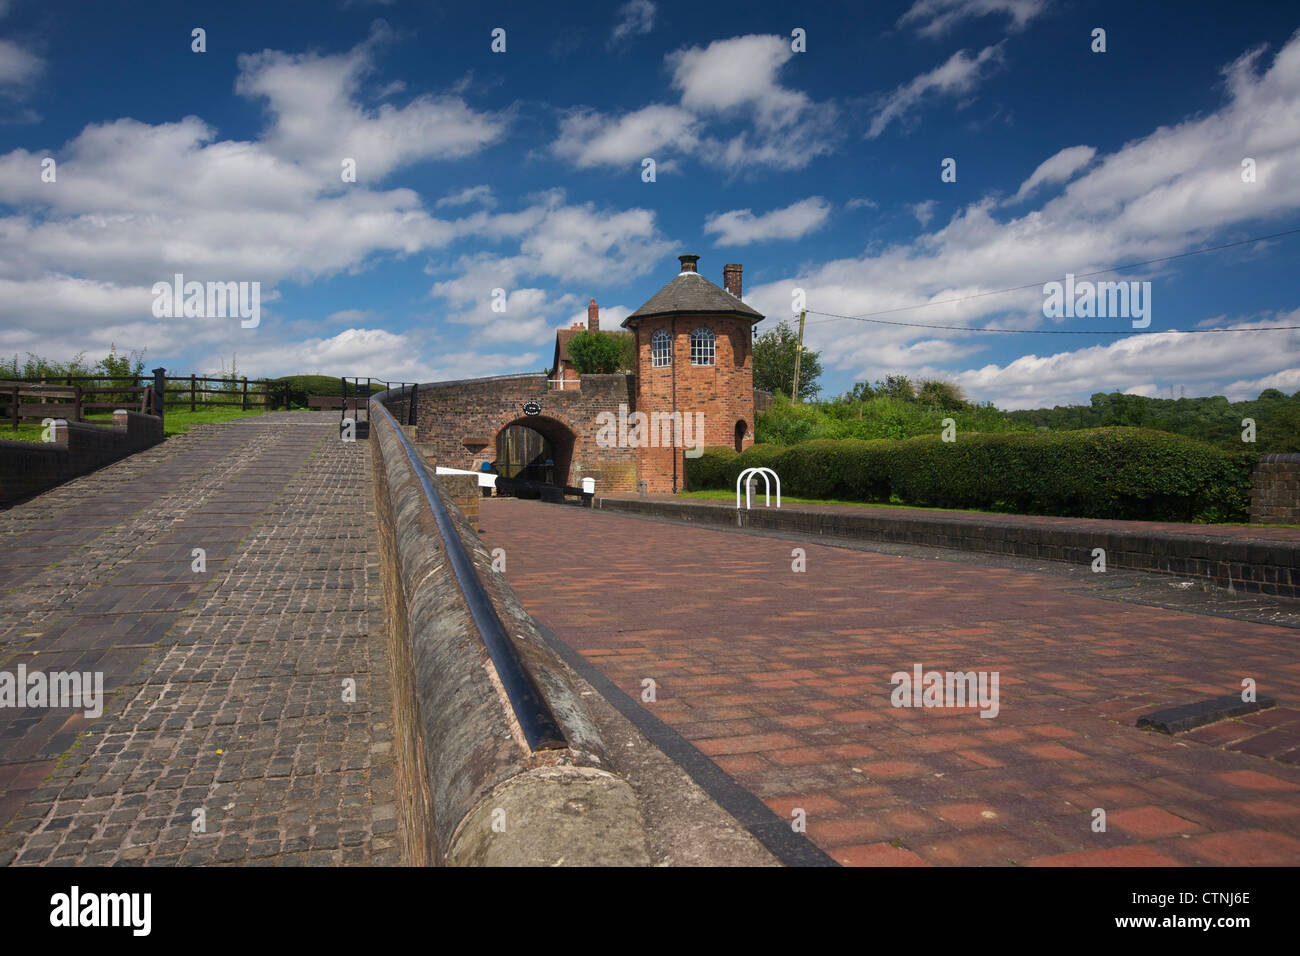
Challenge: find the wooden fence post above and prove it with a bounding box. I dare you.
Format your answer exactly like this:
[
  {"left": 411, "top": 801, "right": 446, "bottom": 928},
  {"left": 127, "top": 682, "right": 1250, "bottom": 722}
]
[
  {"left": 73, "top": 385, "right": 82, "bottom": 423},
  {"left": 9, "top": 386, "right": 17, "bottom": 430},
  {"left": 190, "top": 373, "right": 196, "bottom": 412},
  {"left": 153, "top": 368, "right": 167, "bottom": 428},
  {"left": 241, "top": 377, "right": 248, "bottom": 410}
]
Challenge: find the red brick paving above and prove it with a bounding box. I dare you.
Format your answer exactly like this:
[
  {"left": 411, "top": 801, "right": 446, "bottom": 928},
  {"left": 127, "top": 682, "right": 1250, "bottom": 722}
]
[{"left": 483, "top": 498, "right": 1300, "bottom": 866}]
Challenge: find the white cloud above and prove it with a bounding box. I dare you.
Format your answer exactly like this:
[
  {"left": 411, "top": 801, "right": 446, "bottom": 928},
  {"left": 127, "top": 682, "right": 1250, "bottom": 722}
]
[
  {"left": 899, "top": 0, "right": 1049, "bottom": 38},
  {"left": 1010, "top": 145, "right": 1096, "bottom": 202},
  {"left": 610, "top": 0, "right": 656, "bottom": 45},
  {"left": 552, "top": 104, "right": 699, "bottom": 168},
  {"left": 669, "top": 35, "right": 807, "bottom": 131},
  {"left": 847, "top": 197, "right": 878, "bottom": 210},
  {"left": 436, "top": 184, "right": 496, "bottom": 208},
  {"left": 868, "top": 45, "right": 1005, "bottom": 138},
  {"left": 0, "top": 38, "right": 42, "bottom": 88},
  {"left": 704, "top": 197, "right": 832, "bottom": 246},
  {"left": 742, "top": 31, "right": 1300, "bottom": 407},
  {"left": 551, "top": 34, "right": 838, "bottom": 172},
  {"left": 235, "top": 23, "right": 506, "bottom": 181},
  {"left": 908, "top": 200, "right": 939, "bottom": 227}
]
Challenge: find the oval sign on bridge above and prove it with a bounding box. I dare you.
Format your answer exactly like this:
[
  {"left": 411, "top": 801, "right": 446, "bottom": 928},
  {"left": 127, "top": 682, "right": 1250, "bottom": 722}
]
[{"left": 522, "top": 401, "right": 542, "bottom": 416}]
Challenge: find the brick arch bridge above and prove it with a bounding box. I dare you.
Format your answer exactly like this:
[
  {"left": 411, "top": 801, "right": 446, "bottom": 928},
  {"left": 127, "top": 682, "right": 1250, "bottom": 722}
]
[{"left": 378, "top": 372, "right": 638, "bottom": 492}]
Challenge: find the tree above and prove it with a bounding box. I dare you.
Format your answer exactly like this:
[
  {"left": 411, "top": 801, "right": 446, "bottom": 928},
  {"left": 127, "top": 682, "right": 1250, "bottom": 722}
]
[
  {"left": 753, "top": 320, "right": 822, "bottom": 400},
  {"left": 876, "top": 374, "right": 915, "bottom": 401},
  {"left": 568, "top": 331, "right": 633, "bottom": 374},
  {"left": 917, "top": 378, "right": 969, "bottom": 411}
]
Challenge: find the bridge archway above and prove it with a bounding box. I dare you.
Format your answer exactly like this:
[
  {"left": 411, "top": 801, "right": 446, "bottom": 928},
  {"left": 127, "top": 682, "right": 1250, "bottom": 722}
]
[{"left": 494, "top": 415, "right": 576, "bottom": 487}]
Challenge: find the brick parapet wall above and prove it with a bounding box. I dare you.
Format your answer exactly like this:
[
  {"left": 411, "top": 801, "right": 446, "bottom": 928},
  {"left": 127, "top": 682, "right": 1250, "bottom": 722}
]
[
  {"left": 600, "top": 497, "right": 1300, "bottom": 600},
  {"left": 0, "top": 411, "right": 164, "bottom": 505},
  {"left": 1251, "top": 454, "right": 1300, "bottom": 525},
  {"left": 376, "top": 374, "right": 639, "bottom": 494}
]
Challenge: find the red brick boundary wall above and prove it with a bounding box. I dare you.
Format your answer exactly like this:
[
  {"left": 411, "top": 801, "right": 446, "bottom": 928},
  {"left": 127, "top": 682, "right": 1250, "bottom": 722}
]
[
  {"left": 0, "top": 410, "right": 163, "bottom": 505},
  {"left": 1252, "top": 454, "right": 1300, "bottom": 525},
  {"left": 377, "top": 373, "right": 639, "bottom": 493}
]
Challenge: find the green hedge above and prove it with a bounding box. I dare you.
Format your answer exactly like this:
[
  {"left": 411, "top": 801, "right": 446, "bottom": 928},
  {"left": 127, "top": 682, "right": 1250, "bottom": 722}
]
[{"left": 685, "top": 428, "right": 1254, "bottom": 522}]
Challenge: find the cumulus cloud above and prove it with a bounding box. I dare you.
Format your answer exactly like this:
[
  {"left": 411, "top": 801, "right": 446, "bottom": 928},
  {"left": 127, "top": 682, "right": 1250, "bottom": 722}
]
[
  {"left": 435, "top": 184, "right": 496, "bottom": 208},
  {"left": 899, "top": 0, "right": 1049, "bottom": 38},
  {"left": 552, "top": 104, "right": 699, "bottom": 168},
  {"left": 704, "top": 197, "right": 832, "bottom": 246},
  {"left": 235, "top": 23, "right": 506, "bottom": 182},
  {"left": 742, "top": 31, "right": 1300, "bottom": 407},
  {"left": 610, "top": 0, "right": 656, "bottom": 46},
  {"left": 1010, "top": 145, "right": 1096, "bottom": 202},
  {"left": 868, "top": 44, "right": 1005, "bottom": 138},
  {"left": 551, "top": 34, "right": 838, "bottom": 172}
]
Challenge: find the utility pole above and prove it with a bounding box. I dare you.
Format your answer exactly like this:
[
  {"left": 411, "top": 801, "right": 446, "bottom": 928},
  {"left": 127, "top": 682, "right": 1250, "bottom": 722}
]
[{"left": 790, "top": 310, "right": 806, "bottom": 403}]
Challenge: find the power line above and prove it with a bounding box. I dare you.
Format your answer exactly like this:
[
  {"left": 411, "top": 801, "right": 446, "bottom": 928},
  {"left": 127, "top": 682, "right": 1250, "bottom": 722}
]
[{"left": 796, "top": 225, "right": 1300, "bottom": 334}]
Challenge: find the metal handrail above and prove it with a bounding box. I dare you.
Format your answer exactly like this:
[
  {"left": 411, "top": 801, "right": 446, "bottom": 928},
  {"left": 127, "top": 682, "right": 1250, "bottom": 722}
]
[{"left": 370, "top": 395, "right": 566, "bottom": 752}]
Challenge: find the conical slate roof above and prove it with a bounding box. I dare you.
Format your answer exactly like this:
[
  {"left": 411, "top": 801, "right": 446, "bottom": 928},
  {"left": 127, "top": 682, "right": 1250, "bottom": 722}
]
[{"left": 622, "top": 265, "right": 764, "bottom": 327}]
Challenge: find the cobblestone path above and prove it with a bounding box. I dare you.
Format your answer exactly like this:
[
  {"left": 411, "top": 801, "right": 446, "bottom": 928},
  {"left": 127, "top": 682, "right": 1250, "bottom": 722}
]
[{"left": 0, "top": 412, "right": 399, "bottom": 866}]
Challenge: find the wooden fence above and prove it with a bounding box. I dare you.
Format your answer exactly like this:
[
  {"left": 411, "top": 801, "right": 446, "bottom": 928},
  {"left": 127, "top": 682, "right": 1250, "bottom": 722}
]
[{"left": 1, "top": 374, "right": 290, "bottom": 429}]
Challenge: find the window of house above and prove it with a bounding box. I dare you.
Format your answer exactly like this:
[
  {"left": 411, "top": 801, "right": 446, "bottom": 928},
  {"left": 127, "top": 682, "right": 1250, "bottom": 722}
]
[
  {"left": 690, "top": 326, "right": 715, "bottom": 366},
  {"left": 651, "top": 329, "right": 671, "bottom": 368}
]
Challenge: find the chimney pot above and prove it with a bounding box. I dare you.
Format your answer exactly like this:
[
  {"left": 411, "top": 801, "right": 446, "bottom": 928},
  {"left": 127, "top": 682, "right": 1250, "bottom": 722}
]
[
  {"left": 588, "top": 297, "right": 599, "bottom": 332},
  {"left": 678, "top": 254, "right": 699, "bottom": 273},
  {"left": 723, "top": 263, "right": 742, "bottom": 298}
]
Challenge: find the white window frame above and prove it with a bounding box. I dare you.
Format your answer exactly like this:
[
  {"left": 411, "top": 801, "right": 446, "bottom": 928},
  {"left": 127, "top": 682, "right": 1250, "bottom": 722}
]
[
  {"left": 651, "top": 329, "right": 671, "bottom": 368},
  {"left": 690, "top": 326, "right": 715, "bottom": 366}
]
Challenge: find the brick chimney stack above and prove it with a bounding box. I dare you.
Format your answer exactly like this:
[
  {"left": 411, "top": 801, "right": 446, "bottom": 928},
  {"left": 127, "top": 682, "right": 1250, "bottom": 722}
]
[
  {"left": 588, "top": 298, "right": 599, "bottom": 332},
  {"left": 723, "top": 264, "right": 742, "bottom": 298},
  {"left": 679, "top": 254, "right": 699, "bottom": 273}
]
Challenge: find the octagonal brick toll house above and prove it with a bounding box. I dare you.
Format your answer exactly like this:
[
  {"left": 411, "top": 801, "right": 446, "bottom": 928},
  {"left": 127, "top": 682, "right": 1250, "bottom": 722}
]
[{"left": 379, "top": 255, "right": 764, "bottom": 497}]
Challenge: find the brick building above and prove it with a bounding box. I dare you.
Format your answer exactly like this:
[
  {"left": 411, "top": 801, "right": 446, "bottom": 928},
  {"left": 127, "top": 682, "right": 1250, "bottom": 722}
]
[
  {"left": 402, "top": 254, "right": 763, "bottom": 495},
  {"left": 622, "top": 254, "right": 763, "bottom": 493}
]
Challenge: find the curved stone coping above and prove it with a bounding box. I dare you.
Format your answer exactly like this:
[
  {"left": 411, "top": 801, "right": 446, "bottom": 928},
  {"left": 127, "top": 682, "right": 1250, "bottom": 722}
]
[{"left": 368, "top": 396, "right": 649, "bottom": 865}]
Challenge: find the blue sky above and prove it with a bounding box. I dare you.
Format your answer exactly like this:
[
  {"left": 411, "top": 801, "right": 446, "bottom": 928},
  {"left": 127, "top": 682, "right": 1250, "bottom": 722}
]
[{"left": 1, "top": 0, "right": 1297, "bottom": 408}]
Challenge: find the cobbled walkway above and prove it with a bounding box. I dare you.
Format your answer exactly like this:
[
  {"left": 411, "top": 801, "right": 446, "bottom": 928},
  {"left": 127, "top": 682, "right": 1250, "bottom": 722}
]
[
  {"left": 0, "top": 412, "right": 399, "bottom": 866},
  {"left": 486, "top": 497, "right": 1300, "bottom": 867}
]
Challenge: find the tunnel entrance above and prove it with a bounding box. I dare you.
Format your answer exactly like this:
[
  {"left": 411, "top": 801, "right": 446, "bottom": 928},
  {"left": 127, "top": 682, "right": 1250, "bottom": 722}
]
[{"left": 494, "top": 416, "right": 575, "bottom": 488}]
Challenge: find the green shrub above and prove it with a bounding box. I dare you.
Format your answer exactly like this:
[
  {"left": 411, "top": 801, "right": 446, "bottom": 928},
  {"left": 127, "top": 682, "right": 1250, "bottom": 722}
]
[
  {"left": 685, "top": 427, "right": 1253, "bottom": 522},
  {"left": 686, "top": 446, "right": 737, "bottom": 490}
]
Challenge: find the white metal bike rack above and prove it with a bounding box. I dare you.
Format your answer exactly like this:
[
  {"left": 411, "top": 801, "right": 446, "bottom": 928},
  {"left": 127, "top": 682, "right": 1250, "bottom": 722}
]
[{"left": 736, "top": 466, "right": 781, "bottom": 511}]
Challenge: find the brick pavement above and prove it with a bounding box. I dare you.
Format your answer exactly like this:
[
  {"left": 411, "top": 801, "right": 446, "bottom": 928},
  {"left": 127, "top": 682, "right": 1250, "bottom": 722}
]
[
  {"left": 485, "top": 497, "right": 1300, "bottom": 867},
  {"left": 0, "top": 412, "right": 399, "bottom": 866}
]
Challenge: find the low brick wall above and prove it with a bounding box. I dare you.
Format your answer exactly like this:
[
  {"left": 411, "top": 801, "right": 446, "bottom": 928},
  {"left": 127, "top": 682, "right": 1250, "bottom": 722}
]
[
  {"left": 0, "top": 410, "right": 163, "bottom": 505},
  {"left": 369, "top": 397, "right": 649, "bottom": 866},
  {"left": 1252, "top": 454, "right": 1300, "bottom": 525},
  {"left": 599, "top": 497, "right": 1300, "bottom": 600}
]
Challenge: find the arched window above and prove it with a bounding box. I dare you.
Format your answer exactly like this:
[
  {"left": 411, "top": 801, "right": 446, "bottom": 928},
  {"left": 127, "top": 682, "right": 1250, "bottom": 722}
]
[
  {"left": 690, "top": 326, "right": 715, "bottom": 366},
  {"left": 651, "top": 329, "right": 671, "bottom": 368}
]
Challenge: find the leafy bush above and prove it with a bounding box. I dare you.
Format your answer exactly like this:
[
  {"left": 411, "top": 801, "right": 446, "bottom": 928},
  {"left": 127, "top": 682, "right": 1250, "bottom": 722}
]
[
  {"left": 568, "top": 331, "right": 634, "bottom": 374},
  {"left": 686, "top": 427, "right": 1254, "bottom": 522},
  {"left": 686, "top": 447, "right": 737, "bottom": 490},
  {"left": 757, "top": 391, "right": 1029, "bottom": 445}
]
